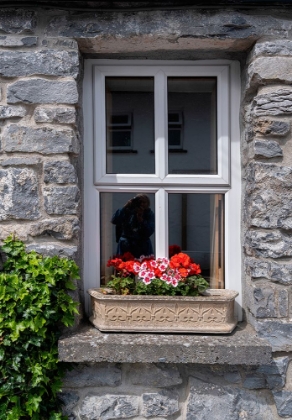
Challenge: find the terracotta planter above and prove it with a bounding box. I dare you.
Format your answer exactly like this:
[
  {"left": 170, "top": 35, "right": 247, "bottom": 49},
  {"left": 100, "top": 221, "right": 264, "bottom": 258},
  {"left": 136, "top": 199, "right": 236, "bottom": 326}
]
[{"left": 88, "top": 289, "right": 239, "bottom": 334}]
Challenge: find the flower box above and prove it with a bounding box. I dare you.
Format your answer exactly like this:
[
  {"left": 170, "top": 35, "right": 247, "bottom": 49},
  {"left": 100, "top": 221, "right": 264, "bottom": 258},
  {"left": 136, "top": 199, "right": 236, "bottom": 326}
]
[{"left": 88, "top": 288, "right": 239, "bottom": 334}]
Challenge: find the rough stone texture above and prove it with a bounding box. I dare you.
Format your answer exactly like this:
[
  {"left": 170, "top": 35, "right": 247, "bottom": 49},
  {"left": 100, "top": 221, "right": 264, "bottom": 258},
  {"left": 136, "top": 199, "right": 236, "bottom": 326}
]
[
  {"left": 34, "top": 106, "right": 76, "bottom": 124},
  {"left": 245, "top": 162, "right": 292, "bottom": 230},
  {"left": 0, "top": 224, "right": 28, "bottom": 241},
  {"left": 26, "top": 243, "right": 77, "bottom": 258},
  {"left": 3, "top": 124, "right": 78, "bottom": 154},
  {"left": 272, "top": 391, "right": 292, "bottom": 417},
  {"left": 247, "top": 283, "right": 288, "bottom": 318},
  {"left": 257, "top": 356, "right": 289, "bottom": 390},
  {"left": 254, "top": 119, "right": 290, "bottom": 136},
  {"left": 243, "top": 373, "right": 266, "bottom": 389},
  {"left": 44, "top": 186, "right": 80, "bottom": 215},
  {"left": 0, "top": 105, "right": 26, "bottom": 119},
  {"left": 78, "top": 394, "right": 139, "bottom": 420},
  {"left": 59, "top": 392, "right": 79, "bottom": 417},
  {"left": 253, "top": 88, "right": 292, "bottom": 116},
  {"left": 128, "top": 363, "right": 182, "bottom": 387},
  {"left": 63, "top": 363, "right": 121, "bottom": 388},
  {"left": 0, "top": 36, "right": 37, "bottom": 47},
  {"left": 251, "top": 319, "right": 292, "bottom": 351},
  {"left": 248, "top": 57, "right": 292, "bottom": 92},
  {"left": 0, "top": 50, "right": 78, "bottom": 78},
  {"left": 7, "top": 79, "right": 78, "bottom": 104},
  {"left": 246, "top": 257, "right": 292, "bottom": 285},
  {"left": 0, "top": 168, "right": 39, "bottom": 221},
  {"left": 251, "top": 40, "right": 292, "bottom": 60},
  {"left": 44, "top": 161, "right": 77, "bottom": 184},
  {"left": 186, "top": 377, "right": 274, "bottom": 420},
  {"left": 142, "top": 390, "right": 179, "bottom": 417},
  {"left": 187, "top": 364, "right": 241, "bottom": 386},
  {"left": 0, "top": 9, "right": 36, "bottom": 34},
  {"left": 0, "top": 157, "right": 41, "bottom": 167},
  {"left": 29, "top": 217, "right": 79, "bottom": 240},
  {"left": 58, "top": 323, "right": 272, "bottom": 364},
  {"left": 254, "top": 139, "right": 283, "bottom": 158},
  {"left": 245, "top": 230, "right": 292, "bottom": 259}
]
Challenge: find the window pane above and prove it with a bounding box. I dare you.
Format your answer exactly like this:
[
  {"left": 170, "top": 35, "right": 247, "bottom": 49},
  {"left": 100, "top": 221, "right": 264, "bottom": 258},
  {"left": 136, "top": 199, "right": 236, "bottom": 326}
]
[
  {"left": 167, "top": 78, "right": 217, "bottom": 175},
  {"left": 168, "top": 193, "right": 224, "bottom": 288},
  {"left": 105, "top": 77, "right": 155, "bottom": 174},
  {"left": 100, "top": 192, "right": 155, "bottom": 285}
]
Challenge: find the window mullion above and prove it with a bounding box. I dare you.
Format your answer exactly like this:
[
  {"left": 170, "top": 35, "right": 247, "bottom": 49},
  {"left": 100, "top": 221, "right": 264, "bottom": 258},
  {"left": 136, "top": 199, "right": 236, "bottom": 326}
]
[
  {"left": 155, "top": 71, "right": 167, "bottom": 180},
  {"left": 155, "top": 189, "right": 168, "bottom": 258}
]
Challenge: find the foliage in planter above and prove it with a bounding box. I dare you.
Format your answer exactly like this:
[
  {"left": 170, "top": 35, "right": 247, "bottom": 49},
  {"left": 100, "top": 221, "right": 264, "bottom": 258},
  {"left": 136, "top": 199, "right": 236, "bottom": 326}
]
[{"left": 0, "top": 236, "right": 79, "bottom": 420}]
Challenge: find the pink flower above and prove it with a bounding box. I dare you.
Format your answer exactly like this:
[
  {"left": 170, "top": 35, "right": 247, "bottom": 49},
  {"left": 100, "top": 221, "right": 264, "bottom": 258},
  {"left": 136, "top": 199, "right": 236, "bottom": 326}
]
[
  {"left": 133, "top": 263, "right": 141, "bottom": 273},
  {"left": 143, "top": 277, "right": 151, "bottom": 284},
  {"left": 150, "top": 260, "right": 158, "bottom": 268}
]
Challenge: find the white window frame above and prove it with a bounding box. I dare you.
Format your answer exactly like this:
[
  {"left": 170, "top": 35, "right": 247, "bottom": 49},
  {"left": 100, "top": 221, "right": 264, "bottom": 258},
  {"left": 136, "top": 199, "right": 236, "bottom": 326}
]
[{"left": 83, "top": 60, "right": 242, "bottom": 321}]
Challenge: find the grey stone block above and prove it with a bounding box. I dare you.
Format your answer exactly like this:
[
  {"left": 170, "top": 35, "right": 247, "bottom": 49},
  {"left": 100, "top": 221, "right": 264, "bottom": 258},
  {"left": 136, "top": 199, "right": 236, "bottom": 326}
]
[
  {"left": 79, "top": 394, "right": 139, "bottom": 419},
  {"left": 0, "top": 36, "right": 37, "bottom": 47},
  {"left": 3, "top": 124, "right": 78, "bottom": 154},
  {"left": 30, "top": 217, "right": 79, "bottom": 240},
  {"left": 249, "top": 285, "right": 277, "bottom": 318},
  {"left": 26, "top": 243, "right": 77, "bottom": 258},
  {"left": 7, "top": 78, "right": 78, "bottom": 104},
  {"left": 253, "top": 320, "right": 292, "bottom": 351},
  {"left": 129, "top": 363, "right": 182, "bottom": 387},
  {"left": 0, "top": 9, "right": 36, "bottom": 34},
  {"left": 251, "top": 40, "right": 292, "bottom": 60},
  {"left": 44, "top": 161, "right": 77, "bottom": 184},
  {"left": 44, "top": 186, "right": 80, "bottom": 215},
  {"left": 0, "top": 168, "right": 39, "bottom": 221},
  {"left": 63, "top": 363, "right": 121, "bottom": 388},
  {"left": 186, "top": 377, "right": 274, "bottom": 420},
  {"left": 0, "top": 224, "right": 28, "bottom": 241},
  {"left": 0, "top": 105, "right": 26, "bottom": 119},
  {"left": 245, "top": 230, "right": 292, "bottom": 259},
  {"left": 243, "top": 373, "right": 266, "bottom": 389},
  {"left": 248, "top": 57, "right": 292, "bottom": 92},
  {"left": 34, "top": 106, "right": 76, "bottom": 124},
  {"left": 58, "top": 391, "right": 79, "bottom": 416},
  {"left": 0, "top": 50, "right": 79, "bottom": 78},
  {"left": 254, "top": 119, "right": 290, "bottom": 136},
  {"left": 1, "top": 157, "right": 41, "bottom": 167},
  {"left": 273, "top": 390, "right": 292, "bottom": 417},
  {"left": 142, "top": 390, "right": 179, "bottom": 417},
  {"left": 223, "top": 371, "right": 242, "bottom": 384},
  {"left": 257, "top": 357, "right": 289, "bottom": 390},
  {"left": 253, "top": 88, "right": 292, "bottom": 116},
  {"left": 254, "top": 139, "right": 283, "bottom": 158}
]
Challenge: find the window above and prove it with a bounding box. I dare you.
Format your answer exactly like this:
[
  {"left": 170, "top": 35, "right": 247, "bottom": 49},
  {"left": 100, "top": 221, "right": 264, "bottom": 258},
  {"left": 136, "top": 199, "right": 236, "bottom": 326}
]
[{"left": 84, "top": 60, "right": 241, "bottom": 319}]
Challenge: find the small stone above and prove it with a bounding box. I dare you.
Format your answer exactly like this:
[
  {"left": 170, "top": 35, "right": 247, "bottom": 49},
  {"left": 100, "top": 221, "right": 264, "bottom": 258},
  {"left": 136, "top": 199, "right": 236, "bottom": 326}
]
[
  {"left": 142, "top": 390, "right": 179, "bottom": 417},
  {"left": 30, "top": 217, "right": 79, "bottom": 240},
  {"left": 129, "top": 363, "right": 182, "bottom": 387},
  {"left": 0, "top": 36, "right": 37, "bottom": 47},
  {"left": 0, "top": 9, "right": 36, "bottom": 34},
  {"left": 248, "top": 57, "right": 292, "bottom": 91},
  {"left": 254, "top": 139, "right": 283, "bottom": 158},
  {"left": 0, "top": 105, "right": 26, "bottom": 119},
  {"left": 7, "top": 78, "right": 78, "bottom": 104},
  {"left": 250, "top": 285, "right": 277, "bottom": 318},
  {"left": 26, "top": 243, "right": 77, "bottom": 258},
  {"left": 0, "top": 224, "right": 28, "bottom": 241},
  {"left": 34, "top": 106, "right": 76, "bottom": 124},
  {"left": 0, "top": 168, "right": 39, "bottom": 221},
  {"left": 0, "top": 50, "right": 79, "bottom": 78},
  {"left": 273, "top": 390, "right": 292, "bottom": 417},
  {"left": 1, "top": 157, "right": 41, "bottom": 166},
  {"left": 63, "top": 363, "right": 121, "bottom": 388},
  {"left": 79, "top": 394, "right": 139, "bottom": 419},
  {"left": 253, "top": 320, "right": 292, "bottom": 351},
  {"left": 251, "top": 40, "right": 292, "bottom": 59},
  {"left": 253, "top": 88, "right": 292, "bottom": 116},
  {"left": 243, "top": 373, "right": 266, "bottom": 389},
  {"left": 3, "top": 124, "right": 78, "bottom": 154},
  {"left": 245, "top": 230, "right": 292, "bottom": 259},
  {"left": 44, "top": 161, "right": 77, "bottom": 184},
  {"left": 44, "top": 186, "right": 80, "bottom": 215},
  {"left": 254, "top": 119, "right": 290, "bottom": 136}
]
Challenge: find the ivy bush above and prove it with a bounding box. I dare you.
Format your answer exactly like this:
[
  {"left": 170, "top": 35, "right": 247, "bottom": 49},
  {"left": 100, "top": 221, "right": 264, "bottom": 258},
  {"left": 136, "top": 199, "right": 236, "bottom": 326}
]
[{"left": 0, "top": 236, "right": 79, "bottom": 420}]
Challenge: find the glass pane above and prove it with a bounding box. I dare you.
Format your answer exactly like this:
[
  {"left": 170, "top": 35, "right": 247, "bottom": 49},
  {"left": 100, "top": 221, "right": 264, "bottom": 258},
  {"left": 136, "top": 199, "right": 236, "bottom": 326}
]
[
  {"left": 168, "top": 193, "right": 224, "bottom": 288},
  {"left": 105, "top": 77, "right": 155, "bottom": 174},
  {"left": 100, "top": 192, "right": 155, "bottom": 285},
  {"left": 167, "top": 77, "right": 217, "bottom": 175}
]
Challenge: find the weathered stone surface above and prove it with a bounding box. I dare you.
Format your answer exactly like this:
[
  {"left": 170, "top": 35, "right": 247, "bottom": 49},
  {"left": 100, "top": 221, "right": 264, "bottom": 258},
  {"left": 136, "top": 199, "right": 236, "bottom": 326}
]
[
  {"left": 44, "top": 186, "right": 80, "bottom": 215},
  {"left": 3, "top": 124, "right": 78, "bottom": 154},
  {"left": 223, "top": 371, "right": 242, "bottom": 384},
  {"left": 254, "top": 119, "right": 290, "bottom": 136},
  {"left": 79, "top": 394, "right": 139, "bottom": 419},
  {"left": 246, "top": 257, "right": 292, "bottom": 285},
  {"left": 142, "top": 390, "right": 179, "bottom": 417},
  {"left": 243, "top": 373, "right": 266, "bottom": 389},
  {"left": 0, "top": 157, "right": 41, "bottom": 167},
  {"left": 245, "top": 162, "right": 292, "bottom": 230},
  {"left": 7, "top": 79, "right": 78, "bottom": 104},
  {"left": 0, "top": 224, "right": 28, "bottom": 241},
  {"left": 58, "top": 323, "right": 272, "bottom": 365},
  {"left": 42, "top": 37, "right": 78, "bottom": 50},
  {"left": 0, "top": 105, "right": 26, "bottom": 119},
  {"left": 245, "top": 230, "right": 292, "bottom": 259},
  {"left": 252, "top": 319, "right": 292, "bottom": 351},
  {"left": 0, "top": 36, "right": 37, "bottom": 47},
  {"left": 26, "top": 243, "right": 77, "bottom": 258},
  {"left": 248, "top": 57, "right": 292, "bottom": 92},
  {"left": 186, "top": 377, "right": 274, "bottom": 420},
  {"left": 129, "top": 363, "right": 182, "bottom": 387},
  {"left": 63, "top": 363, "right": 121, "bottom": 388},
  {"left": 0, "top": 168, "right": 39, "bottom": 221},
  {"left": 248, "top": 284, "right": 278, "bottom": 318},
  {"left": 254, "top": 139, "right": 283, "bottom": 158},
  {"left": 34, "top": 106, "right": 76, "bottom": 124},
  {"left": 251, "top": 40, "right": 292, "bottom": 60},
  {"left": 257, "top": 356, "right": 289, "bottom": 390},
  {"left": 29, "top": 217, "right": 79, "bottom": 240},
  {"left": 44, "top": 161, "right": 77, "bottom": 184},
  {"left": 0, "top": 50, "right": 78, "bottom": 78},
  {"left": 0, "top": 9, "right": 36, "bottom": 34},
  {"left": 59, "top": 391, "right": 79, "bottom": 416},
  {"left": 187, "top": 364, "right": 241, "bottom": 386},
  {"left": 253, "top": 88, "right": 292, "bottom": 116},
  {"left": 272, "top": 390, "right": 292, "bottom": 417}
]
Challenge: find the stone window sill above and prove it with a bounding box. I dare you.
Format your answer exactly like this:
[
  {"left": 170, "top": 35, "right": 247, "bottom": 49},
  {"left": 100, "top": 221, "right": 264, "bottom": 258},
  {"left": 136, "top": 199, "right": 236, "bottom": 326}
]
[{"left": 58, "top": 321, "right": 272, "bottom": 365}]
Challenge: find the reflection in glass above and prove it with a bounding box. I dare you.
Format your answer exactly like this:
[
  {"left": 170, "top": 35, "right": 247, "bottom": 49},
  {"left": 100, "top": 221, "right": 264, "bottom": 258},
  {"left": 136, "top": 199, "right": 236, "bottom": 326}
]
[
  {"left": 167, "top": 77, "right": 217, "bottom": 175},
  {"left": 100, "top": 192, "right": 155, "bottom": 285},
  {"left": 105, "top": 77, "right": 155, "bottom": 174},
  {"left": 168, "top": 193, "right": 224, "bottom": 288}
]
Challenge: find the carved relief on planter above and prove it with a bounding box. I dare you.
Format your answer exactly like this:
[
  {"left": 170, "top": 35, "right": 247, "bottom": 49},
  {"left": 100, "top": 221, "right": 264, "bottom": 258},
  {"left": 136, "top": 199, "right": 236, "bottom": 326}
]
[{"left": 88, "top": 289, "right": 239, "bottom": 333}]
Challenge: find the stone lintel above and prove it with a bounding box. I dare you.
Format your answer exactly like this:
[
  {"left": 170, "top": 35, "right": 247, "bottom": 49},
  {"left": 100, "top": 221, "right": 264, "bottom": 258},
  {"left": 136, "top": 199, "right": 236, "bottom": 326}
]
[{"left": 58, "top": 322, "right": 272, "bottom": 365}]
